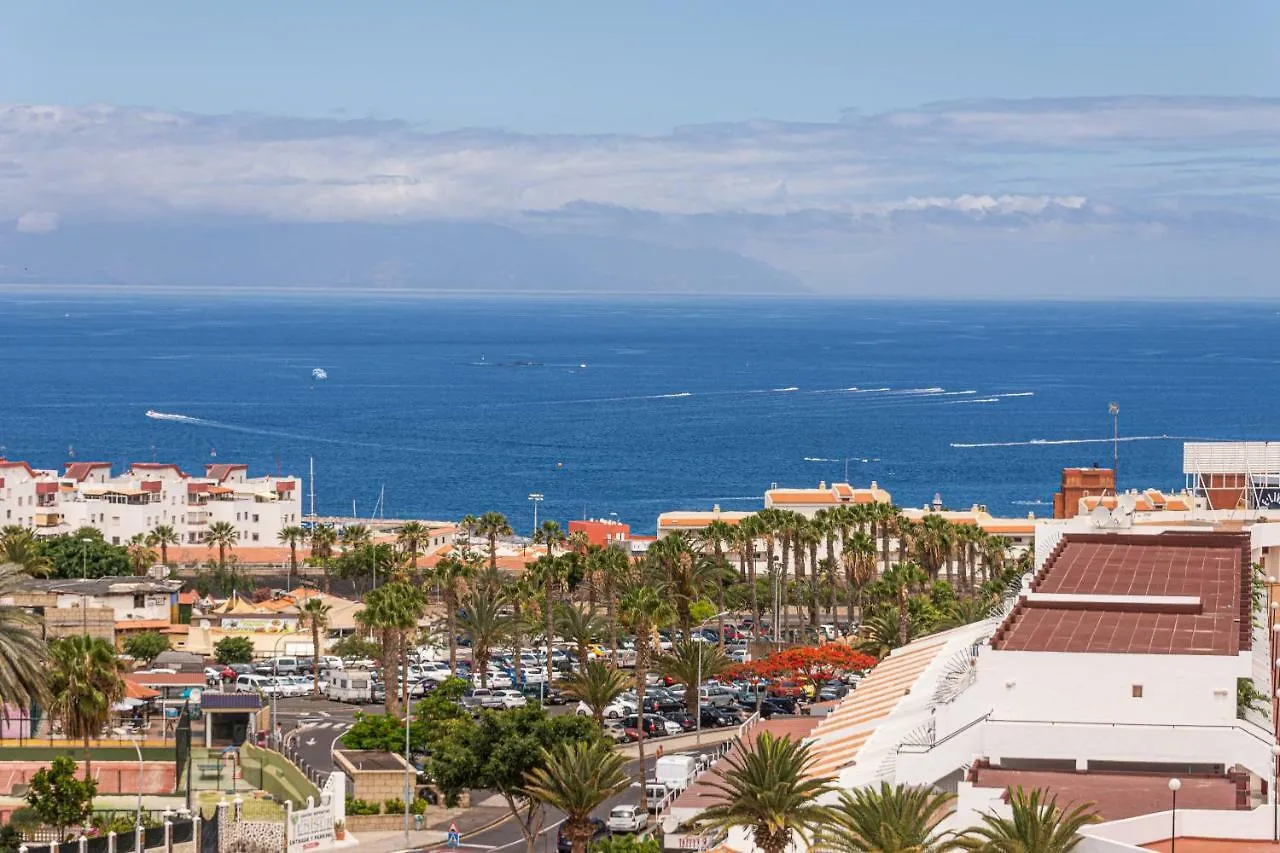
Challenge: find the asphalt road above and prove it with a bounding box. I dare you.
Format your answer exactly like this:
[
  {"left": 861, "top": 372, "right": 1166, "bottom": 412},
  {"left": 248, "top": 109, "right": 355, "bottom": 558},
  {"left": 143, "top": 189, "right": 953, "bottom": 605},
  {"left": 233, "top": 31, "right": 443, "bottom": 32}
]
[{"left": 273, "top": 696, "right": 381, "bottom": 777}]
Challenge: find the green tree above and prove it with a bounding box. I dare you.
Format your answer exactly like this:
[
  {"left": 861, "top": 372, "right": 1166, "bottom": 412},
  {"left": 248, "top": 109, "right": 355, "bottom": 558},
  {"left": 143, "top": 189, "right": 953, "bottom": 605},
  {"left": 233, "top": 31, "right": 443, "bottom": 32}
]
[
  {"left": 432, "top": 706, "right": 601, "bottom": 853},
  {"left": 331, "top": 633, "right": 381, "bottom": 662},
  {"left": 958, "top": 787, "right": 1100, "bottom": 853},
  {"left": 299, "top": 598, "right": 333, "bottom": 697},
  {"left": 532, "top": 522, "right": 567, "bottom": 680},
  {"left": 26, "top": 755, "right": 97, "bottom": 841},
  {"left": 618, "top": 582, "right": 672, "bottom": 811},
  {"left": 820, "top": 782, "right": 961, "bottom": 853},
  {"left": 697, "top": 732, "right": 835, "bottom": 853},
  {"left": 307, "top": 525, "right": 338, "bottom": 593},
  {"left": 342, "top": 677, "right": 471, "bottom": 754},
  {"left": 126, "top": 534, "right": 157, "bottom": 576},
  {"left": 593, "top": 838, "right": 661, "bottom": 853},
  {"left": 204, "top": 521, "right": 238, "bottom": 570},
  {"left": 458, "top": 586, "right": 510, "bottom": 688},
  {"left": 474, "top": 511, "right": 514, "bottom": 572},
  {"left": 524, "top": 741, "right": 630, "bottom": 853},
  {"left": 657, "top": 641, "right": 729, "bottom": 713},
  {"left": 122, "top": 631, "right": 170, "bottom": 665},
  {"left": 147, "top": 524, "right": 179, "bottom": 567},
  {"left": 49, "top": 634, "right": 124, "bottom": 777},
  {"left": 0, "top": 562, "right": 51, "bottom": 712},
  {"left": 214, "top": 635, "right": 255, "bottom": 664},
  {"left": 1, "top": 527, "right": 52, "bottom": 575},
  {"left": 278, "top": 525, "right": 306, "bottom": 590},
  {"left": 555, "top": 603, "right": 602, "bottom": 674},
  {"left": 31, "top": 531, "right": 131, "bottom": 579},
  {"left": 557, "top": 661, "right": 632, "bottom": 725},
  {"left": 396, "top": 521, "right": 432, "bottom": 578},
  {"left": 431, "top": 555, "right": 472, "bottom": 677}
]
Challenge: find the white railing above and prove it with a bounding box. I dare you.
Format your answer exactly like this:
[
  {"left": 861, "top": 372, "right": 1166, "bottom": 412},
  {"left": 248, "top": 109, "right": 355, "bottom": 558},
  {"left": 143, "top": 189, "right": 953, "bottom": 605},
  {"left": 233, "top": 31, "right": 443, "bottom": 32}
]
[{"left": 737, "top": 711, "right": 760, "bottom": 740}]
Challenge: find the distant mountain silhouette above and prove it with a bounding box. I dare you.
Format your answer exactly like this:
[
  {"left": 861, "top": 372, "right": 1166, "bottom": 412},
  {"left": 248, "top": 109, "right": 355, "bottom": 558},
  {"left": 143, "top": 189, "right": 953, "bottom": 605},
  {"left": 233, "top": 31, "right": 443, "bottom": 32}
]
[{"left": 0, "top": 220, "right": 802, "bottom": 294}]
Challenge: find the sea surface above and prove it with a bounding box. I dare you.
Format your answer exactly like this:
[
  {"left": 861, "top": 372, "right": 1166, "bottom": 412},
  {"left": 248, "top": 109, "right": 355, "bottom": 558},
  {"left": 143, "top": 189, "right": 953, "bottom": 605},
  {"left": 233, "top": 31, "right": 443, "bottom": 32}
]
[{"left": 1, "top": 293, "right": 1278, "bottom": 534}]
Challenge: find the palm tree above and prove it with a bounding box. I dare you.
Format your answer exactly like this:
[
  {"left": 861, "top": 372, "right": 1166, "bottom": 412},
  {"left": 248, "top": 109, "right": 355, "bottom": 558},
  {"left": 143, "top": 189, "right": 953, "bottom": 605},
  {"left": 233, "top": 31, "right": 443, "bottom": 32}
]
[
  {"left": 474, "top": 511, "right": 513, "bottom": 572},
  {"left": 735, "top": 517, "right": 763, "bottom": 637},
  {"left": 619, "top": 582, "right": 672, "bottom": 811},
  {"left": 820, "top": 782, "right": 961, "bottom": 853},
  {"left": 341, "top": 523, "right": 372, "bottom": 550},
  {"left": 800, "top": 517, "right": 822, "bottom": 628},
  {"left": 508, "top": 574, "right": 538, "bottom": 687},
  {"left": 0, "top": 528, "right": 51, "bottom": 576},
  {"left": 843, "top": 532, "right": 877, "bottom": 627},
  {"left": 915, "top": 515, "right": 955, "bottom": 582},
  {"left": 359, "top": 584, "right": 408, "bottom": 714},
  {"left": 0, "top": 563, "right": 50, "bottom": 712},
  {"left": 278, "top": 524, "right": 306, "bottom": 590},
  {"left": 557, "top": 661, "right": 631, "bottom": 725},
  {"left": 49, "top": 634, "right": 124, "bottom": 777},
  {"left": 958, "top": 786, "right": 1100, "bottom": 852},
  {"left": 590, "top": 544, "right": 629, "bottom": 658},
  {"left": 523, "top": 741, "right": 630, "bottom": 853},
  {"left": 979, "top": 536, "right": 1011, "bottom": 589},
  {"left": 126, "top": 534, "right": 157, "bottom": 576},
  {"left": 657, "top": 641, "right": 729, "bottom": 713},
  {"left": 555, "top": 603, "right": 601, "bottom": 674},
  {"left": 432, "top": 555, "right": 472, "bottom": 677},
  {"left": 204, "top": 521, "right": 238, "bottom": 570},
  {"left": 697, "top": 732, "right": 835, "bottom": 853},
  {"left": 529, "top": 554, "right": 565, "bottom": 687},
  {"left": 879, "top": 562, "right": 929, "bottom": 647},
  {"left": 396, "top": 520, "right": 431, "bottom": 578},
  {"left": 534, "top": 520, "right": 566, "bottom": 559},
  {"left": 307, "top": 525, "right": 338, "bottom": 592},
  {"left": 458, "top": 586, "right": 510, "bottom": 688},
  {"left": 147, "top": 524, "right": 179, "bottom": 567},
  {"left": 855, "top": 610, "right": 911, "bottom": 659},
  {"left": 299, "top": 598, "right": 332, "bottom": 697},
  {"left": 942, "top": 596, "right": 998, "bottom": 630}
]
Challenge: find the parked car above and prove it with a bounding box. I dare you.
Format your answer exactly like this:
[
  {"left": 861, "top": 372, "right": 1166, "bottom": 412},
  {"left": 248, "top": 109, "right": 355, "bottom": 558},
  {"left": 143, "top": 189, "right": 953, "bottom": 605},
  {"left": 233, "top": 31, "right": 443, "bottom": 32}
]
[
  {"left": 254, "top": 656, "right": 300, "bottom": 676},
  {"left": 234, "top": 673, "right": 272, "bottom": 694},
  {"left": 661, "top": 711, "right": 697, "bottom": 733},
  {"left": 462, "top": 688, "right": 506, "bottom": 710},
  {"left": 622, "top": 714, "right": 683, "bottom": 737},
  {"left": 644, "top": 783, "right": 670, "bottom": 813},
  {"left": 576, "top": 698, "right": 635, "bottom": 720},
  {"left": 557, "top": 818, "right": 608, "bottom": 853},
  {"left": 495, "top": 689, "right": 527, "bottom": 709},
  {"left": 700, "top": 706, "right": 736, "bottom": 728},
  {"left": 768, "top": 680, "right": 804, "bottom": 699},
  {"left": 818, "top": 680, "right": 849, "bottom": 702},
  {"left": 608, "top": 805, "right": 648, "bottom": 834},
  {"left": 205, "top": 665, "right": 233, "bottom": 685}
]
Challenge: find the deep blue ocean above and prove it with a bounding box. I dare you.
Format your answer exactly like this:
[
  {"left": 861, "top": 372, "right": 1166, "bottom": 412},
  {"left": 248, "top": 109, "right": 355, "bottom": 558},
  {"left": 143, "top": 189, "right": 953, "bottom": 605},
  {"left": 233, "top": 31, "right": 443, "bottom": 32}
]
[{"left": 2, "top": 293, "right": 1278, "bottom": 534}]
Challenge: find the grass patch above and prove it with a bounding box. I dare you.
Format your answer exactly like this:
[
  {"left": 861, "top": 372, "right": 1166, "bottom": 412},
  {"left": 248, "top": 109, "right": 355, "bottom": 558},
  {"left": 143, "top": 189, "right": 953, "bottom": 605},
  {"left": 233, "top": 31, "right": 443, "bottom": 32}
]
[{"left": 196, "top": 791, "right": 285, "bottom": 821}]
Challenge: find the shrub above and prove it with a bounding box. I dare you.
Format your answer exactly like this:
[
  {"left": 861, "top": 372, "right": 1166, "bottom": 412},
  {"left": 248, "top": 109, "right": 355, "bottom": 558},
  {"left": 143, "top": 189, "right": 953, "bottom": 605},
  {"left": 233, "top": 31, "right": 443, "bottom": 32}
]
[
  {"left": 383, "top": 798, "right": 405, "bottom": 815},
  {"left": 344, "top": 798, "right": 381, "bottom": 816},
  {"left": 410, "top": 798, "right": 429, "bottom": 815}
]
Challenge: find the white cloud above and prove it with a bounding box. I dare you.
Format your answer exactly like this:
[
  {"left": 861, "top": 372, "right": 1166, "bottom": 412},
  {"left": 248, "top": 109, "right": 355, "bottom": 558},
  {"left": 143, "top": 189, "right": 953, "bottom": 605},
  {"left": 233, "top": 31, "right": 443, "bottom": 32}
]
[
  {"left": 0, "top": 97, "right": 1277, "bottom": 231},
  {"left": 15, "top": 210, "right": 59, "bottom": 233}
]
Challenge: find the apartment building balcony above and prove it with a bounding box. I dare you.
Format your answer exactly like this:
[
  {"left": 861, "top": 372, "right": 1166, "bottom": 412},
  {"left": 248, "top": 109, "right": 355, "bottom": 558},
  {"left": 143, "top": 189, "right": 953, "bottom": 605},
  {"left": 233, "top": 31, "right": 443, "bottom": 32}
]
[
  {"left": 33, "top": 512, "right": 62, "bottom": 528},
  {"left": 187, "top": 512, "right": 210, "bottom": 525}
]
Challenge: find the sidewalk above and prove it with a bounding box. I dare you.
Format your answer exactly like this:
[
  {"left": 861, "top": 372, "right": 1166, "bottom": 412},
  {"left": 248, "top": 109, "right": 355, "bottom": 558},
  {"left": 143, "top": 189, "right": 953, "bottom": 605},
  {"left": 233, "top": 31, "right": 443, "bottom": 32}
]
[
  {"left": 337, "top": 828, "right": 446, "bottom": 852},
  {"left": 615, "top": 726, "right": 738, "bottom": 760}
]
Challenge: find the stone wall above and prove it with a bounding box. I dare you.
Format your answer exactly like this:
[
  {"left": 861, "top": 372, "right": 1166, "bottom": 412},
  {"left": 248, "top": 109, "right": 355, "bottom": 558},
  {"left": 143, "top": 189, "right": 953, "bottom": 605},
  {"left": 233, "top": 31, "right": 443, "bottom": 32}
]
[{"left": 343, "top": 814, "right": 411, "bottom": 833}]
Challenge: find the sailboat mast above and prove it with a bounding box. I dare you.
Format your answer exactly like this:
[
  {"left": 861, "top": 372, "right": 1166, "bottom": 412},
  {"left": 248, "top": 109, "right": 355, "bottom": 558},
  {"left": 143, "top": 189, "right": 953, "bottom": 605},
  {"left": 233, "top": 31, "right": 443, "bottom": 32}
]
[{"left": 308, "top": 456, "right": 316, "bottom": 519}]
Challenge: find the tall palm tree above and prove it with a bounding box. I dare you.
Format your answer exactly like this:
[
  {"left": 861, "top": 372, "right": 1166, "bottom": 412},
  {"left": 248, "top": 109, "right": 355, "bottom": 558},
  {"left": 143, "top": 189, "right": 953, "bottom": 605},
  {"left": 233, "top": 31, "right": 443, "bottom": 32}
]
[
  {"left": 875, "top": 504, "right": 902, "bottom": 574},
  {"left": 820, "top": 782, "right": 961, "bottom": 853},
  {"left": 458, "top": 585, "right": 510, "bottom": 688},
  {"left": 533, "top": 520, "right": 566, "bottom": 559},
  {"left": 915, "top": 516, "right": 954, "bottom": 582},
  {"left": 855, "top": 610, "right": 911, "bottom": 659},
  {"left": 843, "top": 532, "right": 877, "bottom": 627},
  {"left": 958, "top": 787, "right": 1100, "bottom": 852},
  {"left": 800, "top": 517, "right": 823, "bottom": 627},
  {"left": 566, "top": 530, "right": 590, "bottom": 557},
  {"left": 657, "top": 641, "right": 728, "bottom": 713},
  {"left": 555, "top": 603, "right": 601, "bottom": 673},
  {"left": 278, "top": 524, "right": 306, "bottom": 590},
  {"left": 979, "top": 535, "right": 1011, "bottom": 589},
  {"left": 523, "top": 741, "right": 630, "bottom": 853},
  {"left": 432, "top": 555, "right": 472, "bottom": 677},
  {"left": 307, "top": 524, "right": 338, "bottom": 592},
  {"left": 358, "top": 585, "right": 401, "bottom": 713},
  {"left": 735, "top": 517, "right": 763, "bottom": 637},
  {"left": 557, "top": 661, "right": 631, "bottom": 725},
  {"left": 474, "top": 511, "right": 513, "bottom": 572},
  {"left": 147, "top": 524, "right": 179, "bottom": 568},
  {"left": 697, "top": 732, "right": 835, "bottom": 853},
  {"left": 0, "top": 528, "right": 51, "bottom": 576},
  {"left": 529, "top": 554, "right": 565, "bottom": 686},
  {"left": 878, "top": 562, "right": 929, "bottom": 647},
  {"left": 619, "top": 582, "right": 672, "bottom": 811},
  {"left": 49, "top": 634, "right": 124, "bottom": 777},
  {"left": 591, "top": 544, "right": 629, "bottom": 658},
  {"left": 204, "top": 521, "right": 238, "bottom": 570},
  {"left": 0, "top": 563, "right": 51, "bottom": 713},
  {"left": 126, "top": 534, "right": 157, "bottom": 576},
  {"left": 298, "top": 598, "right": 332, "bottom": 697},
  {"left": 508, "top": 574, "right": 539, "bottom": 687},
  {"left": 341, "top": 523, "right": 372, "bottom": 550}
]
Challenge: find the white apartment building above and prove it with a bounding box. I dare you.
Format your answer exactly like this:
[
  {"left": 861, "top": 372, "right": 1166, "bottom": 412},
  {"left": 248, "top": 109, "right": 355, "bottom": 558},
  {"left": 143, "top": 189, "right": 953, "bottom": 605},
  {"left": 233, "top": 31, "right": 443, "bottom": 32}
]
[{"left": 0, "top": 458, "right": 303, "bottom": 547}]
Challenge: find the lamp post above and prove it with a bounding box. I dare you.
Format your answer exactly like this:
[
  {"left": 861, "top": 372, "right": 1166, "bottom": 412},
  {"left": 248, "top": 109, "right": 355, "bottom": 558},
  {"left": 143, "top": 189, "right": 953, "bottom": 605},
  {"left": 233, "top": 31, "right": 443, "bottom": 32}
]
[
  {"left": 528, "top": 493, "right": 544, "bottom": 535},
  {"left": 694, "top": 611, "right": 731, "bottom": 745},
  {"left": 80, "top": 537, "right": 94, "bottom": 633},
  {"left": 1108, "top": 402, "right": 1119, "bottom": 481},
  {"left": 403, "top": 700, "right": 412, "bottom": 844},
  {"left": 1167, "top": 778, "right": 1181, "bottom": 853},
  {"left": 118, "top": 729, "right": 144, "bottom": 830},
  {"left": 1272, "top": 743, "right": 1280, "bottom": 842}
]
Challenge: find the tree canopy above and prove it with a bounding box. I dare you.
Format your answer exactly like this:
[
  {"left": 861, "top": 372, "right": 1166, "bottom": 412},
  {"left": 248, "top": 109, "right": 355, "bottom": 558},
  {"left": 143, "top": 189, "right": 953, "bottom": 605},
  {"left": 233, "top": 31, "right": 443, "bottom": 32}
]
[
  {"left": 33, "top": 531, "right": 132, "bottom": 579},
  {"left": 26, "top": 755, "right": 96, "bottom": 841},
  {"left": 122, "top": 631, "right": 170, "bottom": 665},
  {"left": 214, "top": 636, "right": 255, "bottom": 664}
]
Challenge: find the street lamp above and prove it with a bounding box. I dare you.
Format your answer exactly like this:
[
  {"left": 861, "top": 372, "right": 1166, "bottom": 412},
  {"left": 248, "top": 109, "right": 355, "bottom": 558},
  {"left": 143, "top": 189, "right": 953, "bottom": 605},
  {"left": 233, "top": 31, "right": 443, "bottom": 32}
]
[
  {"left": 80, "top": 537, "right": 94, "bottom": 633},
  {"left": 403, "top": 702, "right": 413, "bottom": 844},
  {"left": 1271, "top": 744, "right": 1280, "bottom": 841},
  {"left": 1167, "top": 778, "right": 1181, "bottom": 853},
  {"left": 528, "top": 493, "right": 544, "bottom": 535},
  {"left": 694, "top": 611, "right": 731, "bottom": 745},
  {"left": 1108, "top": 402, "right": 1119, "bottom": 481},
  {"left": 117, "top": 728, "right": 144, "bottom": 830}
]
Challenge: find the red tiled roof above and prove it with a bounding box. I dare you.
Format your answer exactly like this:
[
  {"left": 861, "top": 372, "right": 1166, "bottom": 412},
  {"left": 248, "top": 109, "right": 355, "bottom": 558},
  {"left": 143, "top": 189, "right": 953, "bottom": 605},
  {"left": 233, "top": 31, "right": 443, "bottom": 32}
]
[
  {"left": 124, "top": 672, "right": 204, "bottom": 687},
  {"left": 970, "top": 767, "right": 1242, "bottom": 821},
  {"left": 64, "top": 461, "right": 111, "bottom": 482},
  {"left": 205, "top": 463, "right": 247, "bottom": 483},
  {"left": 993, "top": 533, "right": 1251, "bottom": 656},
  {"left": 0, "top": 460, "right": 36, "bottom": 478},
  {"left": 178, "top": 591, "right": 199, "bottom": 605},
  {"left": 129, "top": 463, "right": 188, "bottom": 477}
]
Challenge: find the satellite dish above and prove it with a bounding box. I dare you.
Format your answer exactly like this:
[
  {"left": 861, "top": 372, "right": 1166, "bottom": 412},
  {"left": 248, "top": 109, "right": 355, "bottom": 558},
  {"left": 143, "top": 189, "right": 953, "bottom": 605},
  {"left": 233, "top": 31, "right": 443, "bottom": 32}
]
[{"left": 1090, "top": 497, "right": 1135, "bottom": 529}]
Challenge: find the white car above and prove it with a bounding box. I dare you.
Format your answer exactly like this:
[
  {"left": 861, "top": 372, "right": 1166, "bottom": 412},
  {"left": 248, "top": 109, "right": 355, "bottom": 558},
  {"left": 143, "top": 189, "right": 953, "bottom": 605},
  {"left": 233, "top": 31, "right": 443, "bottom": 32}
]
[
  {"left": 575, "top": 698, "right": 635, "bottom": 719},
  {"left": 608, "top": 805, "right": 648, "bottom": 833},
  {"left": 495, "top": 689, "right": 527, "bottom": 709},
  {"left": 485, "top": 669, "right": 514, "bottom": 689}
]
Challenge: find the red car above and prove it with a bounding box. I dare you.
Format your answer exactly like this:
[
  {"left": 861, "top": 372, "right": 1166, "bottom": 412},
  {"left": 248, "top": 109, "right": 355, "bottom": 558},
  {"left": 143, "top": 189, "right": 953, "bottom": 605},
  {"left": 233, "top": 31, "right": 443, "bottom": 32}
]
[{"left": 768, "top": 680, "right": 804, "bottom": 699}]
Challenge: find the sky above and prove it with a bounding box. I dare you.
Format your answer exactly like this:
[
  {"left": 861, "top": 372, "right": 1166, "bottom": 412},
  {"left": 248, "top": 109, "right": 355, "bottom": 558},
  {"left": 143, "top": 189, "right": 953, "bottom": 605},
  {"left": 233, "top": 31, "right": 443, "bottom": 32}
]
[{"left": 3, "top": 2, "right": 1280, "bottom": 295}]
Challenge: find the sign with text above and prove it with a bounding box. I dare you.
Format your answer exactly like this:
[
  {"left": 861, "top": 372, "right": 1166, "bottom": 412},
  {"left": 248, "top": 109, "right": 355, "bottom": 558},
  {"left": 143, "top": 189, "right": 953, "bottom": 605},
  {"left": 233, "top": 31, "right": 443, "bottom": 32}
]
[{"left": 288, "top": 799, "right": 335, "bottom": 853}]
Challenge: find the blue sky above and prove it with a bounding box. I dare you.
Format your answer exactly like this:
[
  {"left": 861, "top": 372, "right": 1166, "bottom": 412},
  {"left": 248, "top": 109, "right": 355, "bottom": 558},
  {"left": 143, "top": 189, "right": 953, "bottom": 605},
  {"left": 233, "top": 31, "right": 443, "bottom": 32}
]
[
  {"left": 3, "top": 2, "right": 1280, "bottom": 295},
  {"left": 4, "top": 1, "right": 1277, "bottom": 133}
]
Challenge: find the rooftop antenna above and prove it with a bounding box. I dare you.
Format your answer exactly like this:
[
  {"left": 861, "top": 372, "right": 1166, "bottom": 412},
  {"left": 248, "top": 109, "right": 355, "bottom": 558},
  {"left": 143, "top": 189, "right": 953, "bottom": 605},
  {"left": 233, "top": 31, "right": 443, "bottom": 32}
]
[{"left": 1108, "top": 402, "right": 1120, "bottom": 487}]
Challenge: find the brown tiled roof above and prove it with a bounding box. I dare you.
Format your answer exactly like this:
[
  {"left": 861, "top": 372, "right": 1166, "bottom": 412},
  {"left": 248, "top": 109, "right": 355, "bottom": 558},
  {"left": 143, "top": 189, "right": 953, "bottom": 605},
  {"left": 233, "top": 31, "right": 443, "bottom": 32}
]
[
  {"left": 64, "top": 461, "right": 111, "bottom": 481},
  {"left": 969, "top": 767, "right": 1242, "bottom": 821},
  {"left": 993, "top": 533, "right": 1251, "bottom": 656},
  {"left": 205, "top": 463, "right": 248, "bottom": 483}
]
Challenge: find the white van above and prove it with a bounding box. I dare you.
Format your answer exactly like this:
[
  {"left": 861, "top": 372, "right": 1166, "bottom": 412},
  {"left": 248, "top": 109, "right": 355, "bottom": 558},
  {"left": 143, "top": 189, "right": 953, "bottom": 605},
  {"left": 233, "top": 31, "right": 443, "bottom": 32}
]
[
  {"left": 654, "top": 754, "right": 699, "bottom": 792},
  {"left": 235, "top": 674, "right": 271, "bottom": 694}
]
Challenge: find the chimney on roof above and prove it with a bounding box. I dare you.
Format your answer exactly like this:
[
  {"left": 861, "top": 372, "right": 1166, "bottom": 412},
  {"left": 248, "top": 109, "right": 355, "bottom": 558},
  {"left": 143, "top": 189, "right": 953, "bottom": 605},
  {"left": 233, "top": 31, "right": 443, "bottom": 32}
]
[
  {"left": 819, "top": 481, "right": 826, "bottom": 489},
  {"left": 870, "top": 481, "right": 878, "bottom": 489},
  {"left": 713, "top": 504, "right": 720, "bottom": 513}
]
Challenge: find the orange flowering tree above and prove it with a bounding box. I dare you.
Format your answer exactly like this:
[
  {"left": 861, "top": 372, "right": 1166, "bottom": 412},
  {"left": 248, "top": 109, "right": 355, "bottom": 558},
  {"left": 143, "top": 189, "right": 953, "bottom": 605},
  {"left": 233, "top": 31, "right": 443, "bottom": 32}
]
[{"left": 722, "top": 645, "right": 876, "bottom": 684}]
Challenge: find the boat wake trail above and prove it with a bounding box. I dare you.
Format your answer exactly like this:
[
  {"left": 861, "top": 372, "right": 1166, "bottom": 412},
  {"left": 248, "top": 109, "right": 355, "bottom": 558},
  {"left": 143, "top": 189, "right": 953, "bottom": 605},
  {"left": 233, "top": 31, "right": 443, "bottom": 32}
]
[
  {"left": 773, "top": 386, "right": 799, "bottom": 392},
  {"left": 803, "top": 457, "right": 839, "bottom": 462},
  {"left": 145, "top": 410, "right": 435, "bottom": 454},
  {"left": 947, "top": 397, "right": 1000, "bottom": 404},
  {"left": 951, "top": 434, "right": 1175, "bottom": 449},
  {"left": 991, "top": 392, "right": 1035, "bottom": 398}
]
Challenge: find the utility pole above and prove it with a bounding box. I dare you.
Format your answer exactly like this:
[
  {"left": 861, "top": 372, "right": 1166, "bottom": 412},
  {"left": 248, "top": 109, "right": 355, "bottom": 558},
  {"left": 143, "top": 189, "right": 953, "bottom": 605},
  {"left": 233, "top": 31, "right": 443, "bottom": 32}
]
[
  {"left": 1108, "top": 402, "right": 1120, "bottom": 486},
  {"left": 528, "top": 493, "right": 544, "bottom": 535}
]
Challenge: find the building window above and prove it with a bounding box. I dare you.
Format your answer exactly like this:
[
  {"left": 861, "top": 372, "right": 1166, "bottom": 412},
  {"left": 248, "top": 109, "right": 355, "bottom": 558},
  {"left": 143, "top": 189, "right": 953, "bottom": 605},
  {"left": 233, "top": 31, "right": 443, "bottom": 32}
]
[
  {"left": 252, "top": 514, "right": 259, "bottom": 523},
  {"left": 252, "top": 533, "right": 259, "bottom": 542},
  {"left": 134, "top": 594, "right": 145, "bottom": 609},
  {"left": 1132, "top": 685, "right": 1143, "bottom": 698},
  {"left": 112, "top": 536, "right": 120, "bottom": 545}
]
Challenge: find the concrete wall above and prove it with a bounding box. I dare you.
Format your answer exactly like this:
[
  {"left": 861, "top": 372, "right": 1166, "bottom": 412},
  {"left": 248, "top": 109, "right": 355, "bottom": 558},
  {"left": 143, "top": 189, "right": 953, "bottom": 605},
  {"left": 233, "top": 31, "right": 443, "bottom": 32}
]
[{"left": 1077, "top": 805, "right": 1277, "bottom": 853}]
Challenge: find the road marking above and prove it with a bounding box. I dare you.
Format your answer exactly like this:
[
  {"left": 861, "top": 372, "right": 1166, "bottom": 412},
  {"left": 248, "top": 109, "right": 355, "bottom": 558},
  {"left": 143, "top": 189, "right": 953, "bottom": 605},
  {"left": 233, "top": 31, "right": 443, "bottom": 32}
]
[
  {"left": 318, "top": 711, "right": 332, "bottom": 717},
  {"left": 487, "top": 819, "right": 565, "bottom": 853}
]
